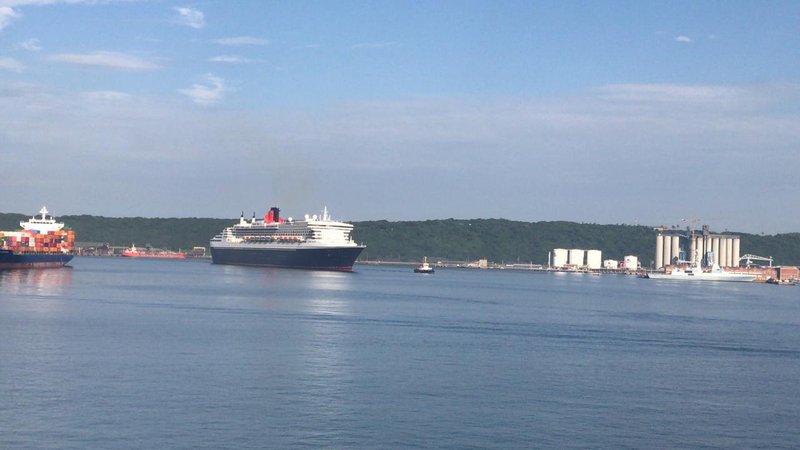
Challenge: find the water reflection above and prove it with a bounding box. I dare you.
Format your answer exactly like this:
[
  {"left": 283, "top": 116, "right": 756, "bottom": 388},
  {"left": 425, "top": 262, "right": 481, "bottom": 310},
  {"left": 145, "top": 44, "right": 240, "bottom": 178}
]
[
  {"left": 305, "top": 270, "right": 356, "bottom": 316},
  {"left": 0, "top": 267, "right": 74, "bottom": 298}
]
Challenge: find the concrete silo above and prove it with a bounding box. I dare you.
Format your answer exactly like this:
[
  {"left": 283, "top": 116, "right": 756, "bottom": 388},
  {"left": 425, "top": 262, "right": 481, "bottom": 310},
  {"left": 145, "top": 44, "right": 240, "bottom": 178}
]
[
  {"left": 733, "top": 238, "right": 741, "bottom": 267},
  {"left": 663, "top": 236, "right": 672, "bottom": 268},
  {"left": 671, "top": 236, "right": 680, "bottom": 265},
  {"left": 655, "top": 234, "right": 664, "bottom": 269},
  {"left": 712, "top": 237, "right": 720, "bottom": 266}
]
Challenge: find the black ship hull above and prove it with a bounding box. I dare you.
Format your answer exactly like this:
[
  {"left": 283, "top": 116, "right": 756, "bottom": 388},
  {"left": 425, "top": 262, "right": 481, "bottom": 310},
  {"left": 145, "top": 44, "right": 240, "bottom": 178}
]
[
  {"left": 210, "top": 245, "right": 365, "bottom": 271},
  {"left": 0, "top": 250, "right": 74, "bottom": 269}
]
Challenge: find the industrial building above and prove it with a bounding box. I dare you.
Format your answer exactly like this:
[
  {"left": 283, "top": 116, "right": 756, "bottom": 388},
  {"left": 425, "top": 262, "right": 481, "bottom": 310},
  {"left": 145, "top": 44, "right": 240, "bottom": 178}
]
[
  {"left": 655, "top": 225, "right": 741, "bottom": 269},
  {"left": 551, "top": 248, "right": 603, "bottom": 269}
]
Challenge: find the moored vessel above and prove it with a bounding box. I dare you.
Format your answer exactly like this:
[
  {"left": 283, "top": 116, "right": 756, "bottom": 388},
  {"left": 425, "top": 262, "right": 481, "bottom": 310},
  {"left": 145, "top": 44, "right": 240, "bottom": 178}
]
[
  {"left": 645, "top": 264, "right": 755, "bottom": 282},
  {"left": 121, "top": 244, "right": 186, "bottom": 259},
  {"left": 210, "top": 206, "right": 365, "bottom": 271},
  {"left": 0, "top": 207, "right": 75, "bottom": 269}
]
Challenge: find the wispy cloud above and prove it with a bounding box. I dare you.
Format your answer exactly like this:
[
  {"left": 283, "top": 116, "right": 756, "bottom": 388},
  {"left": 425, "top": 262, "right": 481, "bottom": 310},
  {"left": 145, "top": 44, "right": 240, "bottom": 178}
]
[
  {"left": 351, "top": 41, "right": 398, "bottom": 49},
  {"left": 85, "top": 90, "right": 131, "bottom": 101},
  {"left": 0, "top": 57, "right": 24, "bottom": 72},
  {"left": 17, "top": 37, "right": 41, "bottom": 51},
  {"left": 179, "top": 74, "right": 226, "bottom": 105},
  {"left": 598, "top": 84, "right": 741, "bottom": 104},
  {"left": 175, "top": 6, "right": 204, "bottom": 29},
  {"left": 48, "top": 51, "right": 161, "bottom": 70},
  {"left": 213, "top": 36, "right": 269, "bottom": 46},
  {"left": 674, "top": 35, "right": 693, "bottom": 43},
  {"left": 0, "top": 6, "right": 21, "bottom": 31},
  {"left": 208, "top": 55, "right": 259, "bottom": 64}
]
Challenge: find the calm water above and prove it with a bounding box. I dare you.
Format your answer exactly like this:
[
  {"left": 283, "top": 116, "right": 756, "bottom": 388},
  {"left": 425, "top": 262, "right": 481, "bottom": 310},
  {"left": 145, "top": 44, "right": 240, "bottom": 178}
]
[{"left": 1, "top": 257, "right": 799, "bottom": 449}]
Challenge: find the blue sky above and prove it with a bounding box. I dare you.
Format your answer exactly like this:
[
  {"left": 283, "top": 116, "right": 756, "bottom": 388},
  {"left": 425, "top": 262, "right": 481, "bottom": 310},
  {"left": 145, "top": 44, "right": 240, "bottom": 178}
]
[{"left": 1, "top": 0, "right": 798, "bottom": 233}]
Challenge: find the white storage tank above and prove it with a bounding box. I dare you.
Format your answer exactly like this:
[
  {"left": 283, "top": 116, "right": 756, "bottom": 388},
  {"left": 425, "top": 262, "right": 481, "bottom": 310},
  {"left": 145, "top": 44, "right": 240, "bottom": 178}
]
[
  {"left": 586, "top": 250, "right": 602, "bottom": 269},
  {"left": 568, "top": 249, "right": 585, "bottom": 267},
  {"left": 552, "top": 248, "right": 568, "bottom": 268},
  {"left": 624, "top": 255, "right": 639, "bottom": 271},
  {"left": 604, "top": 259, "right": 619, "bottom": 269},
  {"left": 663, "top": 236, "right": 673, "bottom": 267},
  {"left": 655, "top": 235, "right": 664, "bottom": 269}
]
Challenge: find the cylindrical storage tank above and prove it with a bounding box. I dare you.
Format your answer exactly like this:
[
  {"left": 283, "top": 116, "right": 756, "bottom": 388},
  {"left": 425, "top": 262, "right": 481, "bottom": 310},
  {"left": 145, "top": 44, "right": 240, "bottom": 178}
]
[
  {"left": 624, "top": 255, "right": 639, "bottom": 271},
  {"left": 733, "top": 238, "right": 741, "bottom": 268},
  {"left": 663, "top": 236, "right": 672, "bottom": 267},
  {"left": 712, "top": 237, "right": 720, "bottom": 266},
  {"left": 671, "top": 235, "right": 680, "bottom": 265},
  {"left": 568, "top": 249, "right": 585, "bottom": 267},
  {"left": 655, "top": 235, "right": 664, "bottom": 269},
  {"left": 552, "top": 248, "right": 568, "bottom": 268},
  {"left": 690, "top": 237, "right": 697, "bottom": 266},
  {"left": 725, "top": 238, "right": 734, "bottom": 267},
  {"left": 603, "top": 259, "right": 618, "bottom": 269},
  {"left": 719, "top": 238, "right": 728, "bottom": 268},
  {"left": 586, "top": 250, "right": 602, "bottom": 269}
]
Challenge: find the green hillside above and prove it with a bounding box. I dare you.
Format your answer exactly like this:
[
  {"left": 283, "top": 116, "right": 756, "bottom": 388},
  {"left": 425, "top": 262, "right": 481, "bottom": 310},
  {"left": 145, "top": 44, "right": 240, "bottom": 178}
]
[{"left": 2, "top": 212, "right": 798, "bottom": 266}]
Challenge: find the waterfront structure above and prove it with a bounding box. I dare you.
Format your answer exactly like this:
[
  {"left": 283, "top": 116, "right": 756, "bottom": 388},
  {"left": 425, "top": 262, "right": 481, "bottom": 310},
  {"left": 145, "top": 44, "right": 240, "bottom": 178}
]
[
  {"left": 586, "top": 250, "right": 602, "bottom": 270},
  {"left": 568, "top": 249, "right": 585, "bottom": 267},
  {"left": 654, "top": 225, "right": 741, "bottom": 269},
  {"left": 623, "top": 255, "right": 639, "bottom": 271},
  {"left": 551, "top": 248, "right": 568, "bottom": 268}
]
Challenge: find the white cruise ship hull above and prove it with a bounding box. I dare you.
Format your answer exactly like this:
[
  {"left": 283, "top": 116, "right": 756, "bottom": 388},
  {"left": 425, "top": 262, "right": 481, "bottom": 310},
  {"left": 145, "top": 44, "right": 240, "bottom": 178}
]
[{"left": 646, "top": 271, "right": 756, "bottom": 282}]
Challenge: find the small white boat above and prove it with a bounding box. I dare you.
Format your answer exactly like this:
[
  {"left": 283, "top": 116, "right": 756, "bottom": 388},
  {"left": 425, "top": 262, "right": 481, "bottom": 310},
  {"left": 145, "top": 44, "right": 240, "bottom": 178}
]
[
  {"left": 645, "top": 264, "right": 755, "bottom": 283},
  {"left": 414, "top": 256, "right": 435, "bottom": 274}
]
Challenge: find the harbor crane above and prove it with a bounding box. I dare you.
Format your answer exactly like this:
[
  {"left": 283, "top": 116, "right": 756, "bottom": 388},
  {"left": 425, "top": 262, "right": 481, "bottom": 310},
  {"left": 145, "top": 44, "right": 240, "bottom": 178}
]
[{"left": 739, "top": 254, "right": 773, "bottom": 268}]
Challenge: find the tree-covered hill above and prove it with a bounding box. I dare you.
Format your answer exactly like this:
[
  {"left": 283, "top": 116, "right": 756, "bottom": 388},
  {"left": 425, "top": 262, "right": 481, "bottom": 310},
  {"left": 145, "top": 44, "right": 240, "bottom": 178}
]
[{"left": 2, "top": 212, "right": 798, "bottom": 266}]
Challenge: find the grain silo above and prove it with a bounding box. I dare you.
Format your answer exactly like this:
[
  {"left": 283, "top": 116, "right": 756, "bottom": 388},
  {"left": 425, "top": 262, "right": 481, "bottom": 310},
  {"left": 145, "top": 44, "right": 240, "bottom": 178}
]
[{"left": 655, "top": 234, "right": 664, "bottom": 269}]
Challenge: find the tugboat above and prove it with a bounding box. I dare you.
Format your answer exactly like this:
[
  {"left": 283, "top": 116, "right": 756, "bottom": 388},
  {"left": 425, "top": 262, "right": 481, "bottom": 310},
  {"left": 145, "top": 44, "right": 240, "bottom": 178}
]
[{"left": 414, "top": 256, "right": 435, "bottom": 274}]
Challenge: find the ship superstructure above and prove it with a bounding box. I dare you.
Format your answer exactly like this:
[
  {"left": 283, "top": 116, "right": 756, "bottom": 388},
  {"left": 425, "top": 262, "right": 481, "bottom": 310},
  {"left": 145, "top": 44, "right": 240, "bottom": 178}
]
[{"left": 210, "top": 206, "right": 365, "bottom": 271}]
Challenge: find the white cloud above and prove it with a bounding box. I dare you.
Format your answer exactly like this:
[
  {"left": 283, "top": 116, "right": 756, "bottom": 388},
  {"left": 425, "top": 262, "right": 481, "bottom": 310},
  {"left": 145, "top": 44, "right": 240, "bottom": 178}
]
[
  {"left": 0, "top": 6, "right": 21, "bottom": 31},
  {"left": 674, "top": 35, "right": 693, "bottom": 43},
  {"left": 85, "top": 90, "right": 131, "bottom": 101},
  {"left": 175, "top": 6, "right": 204, "bottom": 29},
  {"left": 213, "top": 36, "right": 269, "bottom": 46},
  {"left": 208, "top": 55, "right": 259, "bottom": 64},
  {"left": 598, "top": 84, "right": 742, "bottom": 104},
  {"left": 178, "top": 74, "right": 226, "bottom": 105},
  {"left": 1, "top": 80, "right": 798, "bottom": 231},
  {"left": 0, "top": 57, "right": 24, "bottom": 72},
  {"left": 17, "top": 38, "right": 41, "bottom": 51},
  {"left": 48, "top": 51, "right": 161, "bottom": 70}
]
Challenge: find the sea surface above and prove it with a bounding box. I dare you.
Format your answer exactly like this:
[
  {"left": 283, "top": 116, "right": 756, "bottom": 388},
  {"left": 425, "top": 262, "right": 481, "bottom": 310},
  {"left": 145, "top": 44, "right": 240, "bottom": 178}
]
[{"left": 1, "top": 257, "right": 799, "bottom": 449}]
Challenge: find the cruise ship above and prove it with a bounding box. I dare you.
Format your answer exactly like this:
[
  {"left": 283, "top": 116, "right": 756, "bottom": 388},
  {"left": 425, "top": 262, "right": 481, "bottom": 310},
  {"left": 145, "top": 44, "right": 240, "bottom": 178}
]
[{"left": 209, "top": 206, "right": 365, "bottom": 271}]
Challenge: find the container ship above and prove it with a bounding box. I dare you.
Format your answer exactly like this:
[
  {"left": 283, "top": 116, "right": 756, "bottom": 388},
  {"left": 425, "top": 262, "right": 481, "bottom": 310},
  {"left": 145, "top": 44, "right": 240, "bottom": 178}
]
[
  {"left": 0, "top": 207, "right": 75, "bottom": 269},
  {"left": 210, "top": 206, "right": 365, "bottom": 271},
  {"left": 121, "top": 244, "right": 186, "bottom": 259}
]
